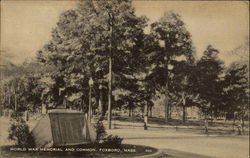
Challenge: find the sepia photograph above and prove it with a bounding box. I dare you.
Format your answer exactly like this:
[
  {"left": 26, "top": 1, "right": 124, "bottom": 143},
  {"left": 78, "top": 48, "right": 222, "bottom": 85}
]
[{"left": 0, "top": 0, "right": 249, "bottom": 157}]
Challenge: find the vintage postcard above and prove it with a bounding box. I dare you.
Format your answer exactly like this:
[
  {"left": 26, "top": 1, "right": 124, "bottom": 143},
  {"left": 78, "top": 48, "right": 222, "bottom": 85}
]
[{"left": 0, "top": 0, "right": 249, "bottom": 158}]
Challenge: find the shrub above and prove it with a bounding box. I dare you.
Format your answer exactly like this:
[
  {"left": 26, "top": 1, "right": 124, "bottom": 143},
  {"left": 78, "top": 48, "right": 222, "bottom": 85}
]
[
  {"left": 8, "top": 118, "right": 35, "bottom": 147},
  {"left": 10, "top": 112, "right": 23, "bottom": 121},
  {"left": 102, "top": 135, "right": 123, "bottom": 148},
  {"left": 94, "top": 120, "right": 107, "bottom": 143}
]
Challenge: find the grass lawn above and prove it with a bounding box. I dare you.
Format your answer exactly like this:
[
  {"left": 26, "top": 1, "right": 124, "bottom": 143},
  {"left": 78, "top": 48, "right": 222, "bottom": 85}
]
[{"left": 111, "top": 115, "right": 249, "bottom": 136}]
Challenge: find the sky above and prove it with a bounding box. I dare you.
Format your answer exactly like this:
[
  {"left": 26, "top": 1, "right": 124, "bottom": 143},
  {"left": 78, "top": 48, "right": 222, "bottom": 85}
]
[{"left": 1, "top": 0, "right": 249, "bottom": 65}]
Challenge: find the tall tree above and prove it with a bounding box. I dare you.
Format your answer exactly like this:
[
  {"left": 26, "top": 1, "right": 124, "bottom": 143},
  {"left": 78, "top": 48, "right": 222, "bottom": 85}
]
[
  {"left": 2, "top": 75, "right": 43, "bottom": 113},
  {"left": 194, "top": 45, "right": 224, "bottom": 133},
  {"left": 170, "top": 61, "right": 197, "bottom": 123},
  {"left": 148, "top": 11, "right": 194, "bottom": 122},
  {"left": 37, "top": 0, "right": 148, "bottom": 128},
  {"left": 223, "top": 62, "right": 249, "bottom": 133},
  {"left": 1, "top": 60, "right": 53, "bottom": 113}
]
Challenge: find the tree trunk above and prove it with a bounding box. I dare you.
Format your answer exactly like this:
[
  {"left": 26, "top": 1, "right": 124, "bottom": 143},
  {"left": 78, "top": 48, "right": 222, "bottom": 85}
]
[
  {"left": 128, "top": 107, "right": 131, "bottom": 117},
  {"left": 107, "top": 15, "right": 113, "bottom": 129},
  {"left": 108, "top": 68, "right": 112, "bottom": 128},
  {"left": 224, "top": 112, "right": 227, "bottom": 122},
  {"left": 8, "top": 88, "right": 11, "bottom": 109},
  {"left": 14, "top": 88, "right": 17, "bottom": 113},
  {"left": 204, "top": 112, "right": 208, "bottom": 134},
  {"left": 98, "top": 86, "right": 103, "bottom": 118},
  {"left": 2, "top": 89, "right": 5, "bottom": 110},
  {"left": 88, "top": 86, "right": 92, "bottom": 122},
  {"left": 164, "top": 41, "right": 170, "bottom": 122},
  {"left": 233, "top": 112, "right": 236, "bottom": 132},
  {"left": 144, "top": 104, "right": 148, "bottom": 130},
  {"left": 241, "top": 109, "right": 245, "bottom": 134},
  {"left": 165, "top": 88, "right": 170, "bottom": 122},
  {"left": 149, "top": 106, "right": 152, "bottom": 118},
  {"left": 182, "top": 92, "right": 186, "bottom": 123},
  {"left": 183, "top": 106, "right": 186, "bottom": 123},
  {"left": 241, "top": 117, "right": 244, "bottom": 134}
]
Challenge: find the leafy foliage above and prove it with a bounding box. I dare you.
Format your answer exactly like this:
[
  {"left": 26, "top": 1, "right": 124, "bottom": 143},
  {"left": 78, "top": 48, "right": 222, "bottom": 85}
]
[
  {"left": 94, "top": 120, "right": 107, "bottom": 143},
  {"left": 8, "top": 118, "right": 35, "bottom": 147},
  {"left": 222, "top": 62, "right": 249, "bottom": 116},
  {"left": 102, "top": 134, "right": 123, "bottom": 148},
  {"left": 2, "top": 76, "right": 43, "bottom": 112},
  {"left": 2, "top": 1, "right": 248, "bottom": 125},
  {"left": 37, "top": 0, "right": 149, "bottom": 111},
  {"left": 145, "top": 11, "right": 195, "bottom": 120},
  {"left": 194, "top": 45, "right": 225, "bottom": 116}
]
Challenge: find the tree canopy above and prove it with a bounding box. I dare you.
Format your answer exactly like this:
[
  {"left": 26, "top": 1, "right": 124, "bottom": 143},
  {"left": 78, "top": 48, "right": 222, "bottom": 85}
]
[{"left": 1, "top": 1, "right": 248, "bottom": 127}]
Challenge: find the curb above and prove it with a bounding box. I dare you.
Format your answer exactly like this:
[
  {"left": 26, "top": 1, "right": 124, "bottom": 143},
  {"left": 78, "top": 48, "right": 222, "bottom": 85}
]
[{"left": 134, "top": 149, "right": 163, "bottom": 158}]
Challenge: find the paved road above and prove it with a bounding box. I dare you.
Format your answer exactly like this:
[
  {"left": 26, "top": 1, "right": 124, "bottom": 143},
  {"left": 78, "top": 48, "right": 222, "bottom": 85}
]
[{"left": 107, "top": 128, "right": 249, "bottom": 158}]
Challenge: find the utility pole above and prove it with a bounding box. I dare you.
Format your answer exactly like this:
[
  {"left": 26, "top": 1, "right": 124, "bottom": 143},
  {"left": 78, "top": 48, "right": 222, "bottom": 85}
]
[{"left": 108, "top": 12, "right": 114, "bottom": 129}]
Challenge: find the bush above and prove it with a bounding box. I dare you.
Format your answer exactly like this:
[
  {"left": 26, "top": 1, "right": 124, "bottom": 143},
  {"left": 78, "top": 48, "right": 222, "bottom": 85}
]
[
  {"left": 8, "top": 118, "right": 35, "bottom": 147},
  {"left": 94, "top": 120, "right": 107, "bottom": 143},
  {"left": 102, "top": 135, "right": 123, "bottom": 148},
  {"left": 10, "top": 112, "right": 23, "bottom": 120}
]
